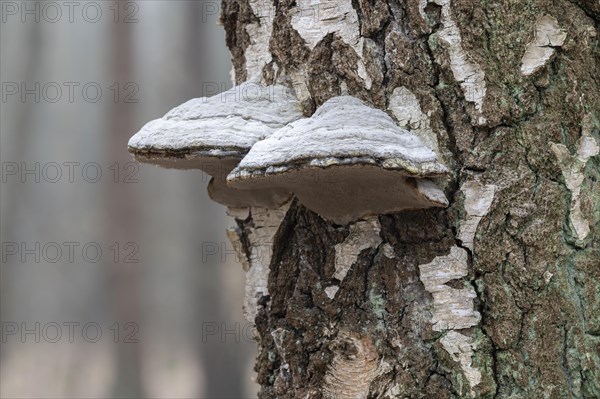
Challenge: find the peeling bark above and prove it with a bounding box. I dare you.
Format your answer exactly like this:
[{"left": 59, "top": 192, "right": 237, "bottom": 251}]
[
  {"left": 551, "top": 113, "right": 599, "bottom": 243},
  {"left": 425, "top": 0, "right": 487, "bottom": 125},
  {"left": 520, "top": 15, "right": 567, "bottom": 76},
  {"left": 227, "top": 204, "right": 291, "bottom": 326},
  {"left": 458, "top": 179, "right": 496, "bottom": 250},
  {"left": 330, "top": 218, "right": 382, "bottom": 296},
  {"left": 419, "top": 246, "right": 480, "bottom": 332}
]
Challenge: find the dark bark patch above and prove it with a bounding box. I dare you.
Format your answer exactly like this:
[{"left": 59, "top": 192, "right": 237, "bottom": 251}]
[
  {"left": 307, "top": 35, "right": 370, "bottom": 107},
  {"left": 269, "top": 1, "right": 310, "bottom": 70},
  {"left": 220, "top": 0, "right": 256, "bottom": 83},
  {"left": 354, "top": 0, "right": 390, "bottom": 37}
]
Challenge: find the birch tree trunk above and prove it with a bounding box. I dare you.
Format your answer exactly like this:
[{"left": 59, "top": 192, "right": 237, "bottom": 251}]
[{"left": 220, "top": 1, "right": 600, "bottom": 397}]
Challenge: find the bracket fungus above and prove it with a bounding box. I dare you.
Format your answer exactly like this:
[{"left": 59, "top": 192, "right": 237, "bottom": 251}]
[
  {"left": 228, "top": 96, "right": 449, "bottom": 224},
  {"left": 128, "top": 81, "right": 302, "bottom": 208},
  {"left": 128, "top": 82, "right": 303, "bottom": 328}
]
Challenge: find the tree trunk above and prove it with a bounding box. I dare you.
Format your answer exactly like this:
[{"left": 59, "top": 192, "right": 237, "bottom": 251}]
[{"left": 220, "top": 1, "right": 600, "bottom": 397}]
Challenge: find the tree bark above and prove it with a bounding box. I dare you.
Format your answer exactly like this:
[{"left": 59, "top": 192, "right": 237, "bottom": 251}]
[{"left": 221, "top": 1, "right": 600, "bottom": 397}]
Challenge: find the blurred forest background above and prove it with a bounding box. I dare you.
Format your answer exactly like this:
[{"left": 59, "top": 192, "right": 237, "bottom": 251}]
[{"left": 0, "top": 1, "right": 258, "bottom": 397}]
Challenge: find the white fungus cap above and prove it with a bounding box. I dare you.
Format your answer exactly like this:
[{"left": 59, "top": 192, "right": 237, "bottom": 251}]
[
  {"left": 127, "top": 81, "right": 301, "bottom": 208},
  {"left": 128, "top": 81, "right": 302, "bottom": 172},
  {"left": 228, "top": 96, "right": 450, "bottom": 224}
]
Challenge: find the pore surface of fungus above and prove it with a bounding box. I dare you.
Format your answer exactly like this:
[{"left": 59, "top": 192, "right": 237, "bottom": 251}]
[
  {"left": 128, "top": 81, "right": 302, "bottom": 208},
  {"left": 228, "top": 96, "right": 449, "bottom": 224}
]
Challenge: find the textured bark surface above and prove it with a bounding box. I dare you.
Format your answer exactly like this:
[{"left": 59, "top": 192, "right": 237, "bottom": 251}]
[{"left": 221, "top": 0, "right": 600, "bottom": 397}]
